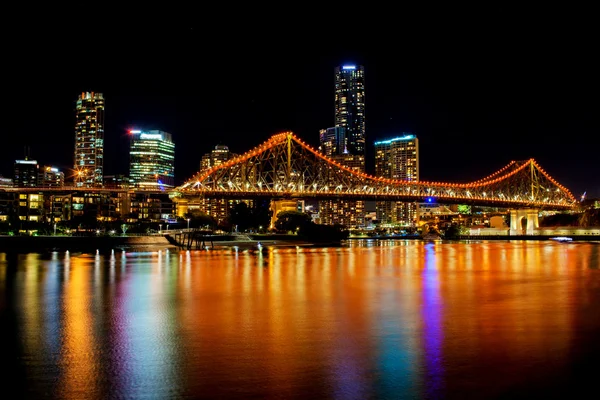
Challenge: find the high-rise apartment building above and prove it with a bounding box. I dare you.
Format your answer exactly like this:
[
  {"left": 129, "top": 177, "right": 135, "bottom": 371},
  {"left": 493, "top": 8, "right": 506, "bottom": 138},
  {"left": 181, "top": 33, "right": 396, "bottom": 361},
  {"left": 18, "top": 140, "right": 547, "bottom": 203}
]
[
  {"left": 335, "top": 65, "right": 365, "bottom": 155},
  {"left": 319, "top": 65, "right": 366, "bottom": 228},
  {"left": 40, "top": 166, "right": 65, "bottom": 188},
  {"left": 129, "top": 130, "right": 175, "bottom": 189},
  {"left": 374, "top": 134, "right": 420, "bottom": 226},
  {"left": 13, "top": 158, "right": 39, "bottom": 188},
  {"left": 74, "top": 92, "right": 104, "bottom": 187},
  {"left": 319, "top": 126, "right": 347, "bottom": 157},
  {"left": 200, "top": 144, "right": 235, "bottom": 170}
]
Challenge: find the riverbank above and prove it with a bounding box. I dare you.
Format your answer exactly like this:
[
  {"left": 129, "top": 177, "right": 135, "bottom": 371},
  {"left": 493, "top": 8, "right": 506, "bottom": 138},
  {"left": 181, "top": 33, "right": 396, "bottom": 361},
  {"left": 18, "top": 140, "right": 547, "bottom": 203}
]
[
  {"left": 3, "top": 233, "right": 597, "bottom": 254},
  {"left": 0, "top": 234, "right": 324, "bottom": 253},
  {"left": 0, "top": 235, "right": 173, "bottom": 252}
]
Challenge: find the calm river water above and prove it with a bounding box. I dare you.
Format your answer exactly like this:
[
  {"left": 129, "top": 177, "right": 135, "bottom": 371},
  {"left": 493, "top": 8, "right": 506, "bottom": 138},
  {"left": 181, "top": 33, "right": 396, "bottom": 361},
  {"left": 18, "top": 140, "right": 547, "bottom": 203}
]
[{"left": 1, "top": 240, "right": 599, "bottom": 399}]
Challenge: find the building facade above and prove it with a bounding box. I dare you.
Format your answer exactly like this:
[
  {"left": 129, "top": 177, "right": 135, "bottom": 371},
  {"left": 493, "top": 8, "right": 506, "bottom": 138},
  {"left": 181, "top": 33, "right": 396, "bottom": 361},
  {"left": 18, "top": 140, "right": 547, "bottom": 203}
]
[
  {"left": 13, "top": 158, "right": 39, "bottom": 188},
  {"left": 200, "top": 144, "right": 235, "bottom": 170},
  {"left": 74, "top": 92, "right": 105, "bottom": 187},
  {"left": 40, "top": 166, "right": 65, "bottom": 188},
  {"left": 129, "top": 130, "right": 175, "bottom": 189},
  {"left": 334, "top": 65, "right": 365, "bottom": 155},
  {"left": 318, "top": 126, "right": 347, "bottom": 157},
  {"left": 374, "top": 134, "right": 420, "bottom": 226},
  {"left": 319, "top": 65, "right": 366, "bottom": 228}
]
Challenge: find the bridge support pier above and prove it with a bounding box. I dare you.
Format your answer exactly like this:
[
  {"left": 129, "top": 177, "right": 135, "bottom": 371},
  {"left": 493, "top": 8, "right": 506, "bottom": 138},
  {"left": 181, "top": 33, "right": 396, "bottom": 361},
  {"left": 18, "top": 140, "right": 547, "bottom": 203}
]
[
  {"left": 509, "top": 208, "right": 539, "bottom": 235},
  {"left": 269, "top": 199, "right": 299, "bottom": 230},
  {"left": 173, "top": 198, "right": 189, "bottom": 218}
]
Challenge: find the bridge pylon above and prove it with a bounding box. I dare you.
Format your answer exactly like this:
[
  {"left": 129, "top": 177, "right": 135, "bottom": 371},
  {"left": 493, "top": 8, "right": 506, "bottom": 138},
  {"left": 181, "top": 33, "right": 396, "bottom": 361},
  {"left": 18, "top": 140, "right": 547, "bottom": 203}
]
[
  {"left": 269, "top": 199, "right": 299, "bottom": 230},
  {"left": 509, "top": 208, "right": 539, "bottom": 235}
]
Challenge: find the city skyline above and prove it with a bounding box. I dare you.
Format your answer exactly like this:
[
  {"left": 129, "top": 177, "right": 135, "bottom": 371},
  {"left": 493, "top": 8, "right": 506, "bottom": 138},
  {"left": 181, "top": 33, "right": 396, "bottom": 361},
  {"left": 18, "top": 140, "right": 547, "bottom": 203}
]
[{"left": 3, "top": 25, "right": 597, "bottom": 198}]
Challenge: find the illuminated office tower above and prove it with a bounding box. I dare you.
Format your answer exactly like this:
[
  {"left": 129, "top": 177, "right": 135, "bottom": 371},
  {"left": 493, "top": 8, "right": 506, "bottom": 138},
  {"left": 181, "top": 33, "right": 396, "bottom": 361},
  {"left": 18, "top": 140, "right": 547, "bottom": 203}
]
[
  {"left": 200, "top": 144, "right": 234, "bottom": 170},
  {"left": 319, "top": 126, "right": 347, "bottom": 157},
  {"left": 374, "top": 134, "right": 419, "bottom": 226},
  {"left": 13, "top": 158, "right": 39, "bottom": 187},
  {"left": 319, "top": 65, "right": 366, "bottom": 228},
  {"left": 129, "top": 130, "right": 175, "bottom": 189},
  {"left": 40, "top": 166, "right": 64, "bottom": 188},
  {"left": 74, "top": 92, "right": 104, "bottom": 187},
  {"left": 335, "top": 65, "right": 365, "bottom": 155}
]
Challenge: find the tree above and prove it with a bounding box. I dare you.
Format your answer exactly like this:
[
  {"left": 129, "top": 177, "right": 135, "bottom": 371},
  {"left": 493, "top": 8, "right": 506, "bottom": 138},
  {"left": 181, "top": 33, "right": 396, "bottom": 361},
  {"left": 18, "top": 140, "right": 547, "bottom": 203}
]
[
  {"left": 228, "top": 202, "right": 252, "bottom": 231},
  {"left": 185, "top": 210, "right": 217, "bottom": 229},
  {"left": 578, "top": 209, "right": 600, "bottom": 227},
  {"left": 252, "top": 200, "right": 272, "bottom": 231},
  {"left": 274, "top": 211, "right": 311, "bottom": 233},
  {"left": 444, "top": 223, "right": 470, "bottom": 239},
  {"left": 539, "top": 213, "right": 579, "bottom": 227}
]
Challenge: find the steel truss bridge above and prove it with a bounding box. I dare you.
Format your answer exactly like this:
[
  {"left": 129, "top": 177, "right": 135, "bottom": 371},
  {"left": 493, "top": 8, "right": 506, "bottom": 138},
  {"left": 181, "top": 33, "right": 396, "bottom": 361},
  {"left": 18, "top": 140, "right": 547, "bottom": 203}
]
[{"left": 172, "top": 132, "right": 577, "bottom": 210}]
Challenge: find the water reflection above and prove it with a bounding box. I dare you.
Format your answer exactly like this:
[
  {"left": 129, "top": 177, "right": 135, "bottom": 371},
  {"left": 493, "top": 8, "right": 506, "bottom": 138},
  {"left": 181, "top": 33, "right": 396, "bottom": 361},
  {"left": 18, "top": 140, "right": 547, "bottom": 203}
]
[
  {"left": 0, "top": 241, "right": 598, "bottom": 398},
  {"left": 421, "top": 243, "right": 444, "bottom": 398},
  {"left": 61, "top": 255, "right": 98, "bottom": 398}
]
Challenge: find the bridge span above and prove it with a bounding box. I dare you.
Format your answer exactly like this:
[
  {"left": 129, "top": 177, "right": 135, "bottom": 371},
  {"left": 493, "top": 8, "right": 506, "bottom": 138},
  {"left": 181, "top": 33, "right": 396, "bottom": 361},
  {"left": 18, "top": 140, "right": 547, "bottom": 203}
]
[{"left": 171, "top": 132, "right": 577, "bottom": 211}]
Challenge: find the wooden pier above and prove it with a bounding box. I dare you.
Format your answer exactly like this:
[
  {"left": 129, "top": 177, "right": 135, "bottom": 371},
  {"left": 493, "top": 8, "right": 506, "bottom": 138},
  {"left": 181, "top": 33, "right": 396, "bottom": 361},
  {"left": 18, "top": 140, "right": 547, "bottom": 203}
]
[{"left": 168, "top": 229, "right": 214, "bottom": 250}]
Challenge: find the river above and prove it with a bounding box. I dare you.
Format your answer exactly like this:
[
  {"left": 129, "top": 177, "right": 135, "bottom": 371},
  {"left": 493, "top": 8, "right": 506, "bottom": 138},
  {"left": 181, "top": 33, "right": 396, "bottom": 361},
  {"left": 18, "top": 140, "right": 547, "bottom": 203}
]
[{"left": 1, "top": 240, "right": 599, "bottom": 399}]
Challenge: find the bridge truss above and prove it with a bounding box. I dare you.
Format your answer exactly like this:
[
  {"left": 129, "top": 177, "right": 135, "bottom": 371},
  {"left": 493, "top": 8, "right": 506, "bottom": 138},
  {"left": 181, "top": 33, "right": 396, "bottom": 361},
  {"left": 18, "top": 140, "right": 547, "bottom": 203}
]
[{"left": 172, "top": 132, "right": 576, "bottom": 210}]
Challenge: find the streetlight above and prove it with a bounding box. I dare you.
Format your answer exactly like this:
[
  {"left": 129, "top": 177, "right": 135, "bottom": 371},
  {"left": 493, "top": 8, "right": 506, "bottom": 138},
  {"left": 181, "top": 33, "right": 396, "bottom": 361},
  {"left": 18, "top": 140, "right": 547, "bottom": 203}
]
[
  {"left": 159, "top": 224, "right": 162, "bottom": 234},
  {"left": 53, "top": 222, "right": 57, "bottom": 236},
  {"left": 187, "top": 218, "right": 190, "bottom": 230}
]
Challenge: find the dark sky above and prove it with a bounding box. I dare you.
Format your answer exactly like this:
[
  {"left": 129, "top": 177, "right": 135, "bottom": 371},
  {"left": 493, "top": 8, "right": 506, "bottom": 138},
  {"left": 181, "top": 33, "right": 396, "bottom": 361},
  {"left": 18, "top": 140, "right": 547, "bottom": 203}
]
[{"left": 3, "top": 19, "right": 598, "bottom": 198}]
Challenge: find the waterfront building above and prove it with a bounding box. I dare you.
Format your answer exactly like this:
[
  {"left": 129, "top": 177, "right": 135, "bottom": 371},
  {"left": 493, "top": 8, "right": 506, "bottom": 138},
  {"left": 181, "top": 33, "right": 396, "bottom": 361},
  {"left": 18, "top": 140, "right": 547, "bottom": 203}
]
[
  {"left": 74, "top": 92, "right": 104, "bottom": 187},
  {"left": 129, "top": 130, "right": 175, "bottom": 189},
  {"left": 0, "top": 188, "right": 178, "bottom": 231},
  {"left": 374, "top": 134, "right": 420, "bottom": 226},
  {"left": 128, "top": 192, "right": 175, "bottom": 223},
  {"left": 13, "top": 158, "right": 39, "bottom": 188},
  {"left": 335, "top": 65, "right": 365, "bottom": 155},
  {"left": 319, "top": 64, "right": 366, "bottom": 228}
]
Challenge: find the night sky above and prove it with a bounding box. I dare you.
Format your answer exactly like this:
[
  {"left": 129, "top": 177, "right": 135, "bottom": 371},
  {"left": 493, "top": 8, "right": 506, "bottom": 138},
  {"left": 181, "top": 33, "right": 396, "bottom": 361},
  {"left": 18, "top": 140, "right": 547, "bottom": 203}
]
[{"left": 3, "top": 21, "right": 598, "bottom": 198}]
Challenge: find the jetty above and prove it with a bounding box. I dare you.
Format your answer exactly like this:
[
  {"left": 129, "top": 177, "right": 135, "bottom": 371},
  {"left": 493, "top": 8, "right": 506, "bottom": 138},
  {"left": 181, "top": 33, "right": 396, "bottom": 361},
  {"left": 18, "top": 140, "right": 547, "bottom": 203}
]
[{"left": 167, "top": 228, "right": 215, "bottom": 250}]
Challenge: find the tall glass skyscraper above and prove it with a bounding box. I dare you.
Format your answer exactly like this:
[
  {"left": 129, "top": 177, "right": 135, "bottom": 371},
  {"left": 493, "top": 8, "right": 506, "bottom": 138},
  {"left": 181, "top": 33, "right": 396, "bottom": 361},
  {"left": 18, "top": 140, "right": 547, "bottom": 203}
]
[
  {"left": 334, "top": 65, "right": 365, "bottom": 155},
  {"left": 374, "top": 134, "right": 420, "bottom": 225},
  {"left": 318, "top": 65, "right": 366, "bottom": 228},
  {"left": 74, "top": 92, "right": 104, "bottom": 187},
  {"left": 129, "top": 130, "right": 175, "bottom": 190}
]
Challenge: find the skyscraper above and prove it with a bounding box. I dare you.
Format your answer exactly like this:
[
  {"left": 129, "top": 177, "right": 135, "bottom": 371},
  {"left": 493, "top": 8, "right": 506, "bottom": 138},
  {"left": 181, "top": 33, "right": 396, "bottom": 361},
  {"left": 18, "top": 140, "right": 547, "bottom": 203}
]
[
  {"left": 13, "top": 158, "right": 39, "bottom": 188},
  {"left": 318, "top": 65, "right": 366, "bottom": 228},
  {"left": 335, "top": 65, "right": 365, "bottom": 155},
  {"left": 74, "top": 92, "right": 104, "bottom": 187},
  {"left": 374, "top": 134, "right": 420, "bottom": 226},
  {"left": 129, "top": 130, "right": 175, "bottom": 189}
]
